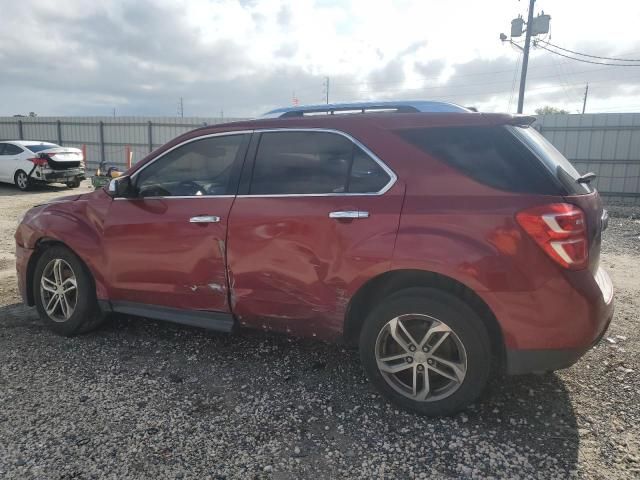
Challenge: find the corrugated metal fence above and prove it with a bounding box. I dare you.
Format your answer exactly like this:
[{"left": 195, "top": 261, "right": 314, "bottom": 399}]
[
  {"left": 0, "top": 116, "right": 244, "bottom": 172},
  {"left": 1, "top": 113, "right": 639, "bottom": 204}
]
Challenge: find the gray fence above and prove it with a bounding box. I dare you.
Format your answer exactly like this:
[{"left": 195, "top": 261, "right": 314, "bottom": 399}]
[
  {"left": 0, "top": 116, "right": 245, "bottom": 171},
  {"left": 1, "top": 113, "right": 639, "bottom": 205},
  {"left": 535, "top": 113, "right": 640, "bottom": 205}
]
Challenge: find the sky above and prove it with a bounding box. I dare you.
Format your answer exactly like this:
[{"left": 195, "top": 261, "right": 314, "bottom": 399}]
[{"left": 1, "top": 0, "right": 640, "bottom": 118}]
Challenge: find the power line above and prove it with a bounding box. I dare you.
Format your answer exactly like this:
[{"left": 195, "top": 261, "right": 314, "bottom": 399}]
[
  {"left": 539, "top": 40, "right": 640, "bottom": 63},
  {"left": 535, "top": 42, "right": 640, "bottom": 67}
]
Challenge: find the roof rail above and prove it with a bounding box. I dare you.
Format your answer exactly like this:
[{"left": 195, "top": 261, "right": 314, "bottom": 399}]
[{"left": 262, "top": 100, "right": 471, "bottom": 118}]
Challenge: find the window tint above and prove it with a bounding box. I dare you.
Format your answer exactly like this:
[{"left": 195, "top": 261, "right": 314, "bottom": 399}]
[
  {"left": 135, "top": 135, "right": 247, "bottom": 197},
  {"left": 347, "top": 147, "right": 390, "bottom": 193},
  {"left": 250, "top": 132, "right": 353, "bottom": 195},
  {"left": 2, "top": 144, "right": 24, "bottom": 155},
  {"left": 397, "top": 126, "right": 560, "bottom": 195}
]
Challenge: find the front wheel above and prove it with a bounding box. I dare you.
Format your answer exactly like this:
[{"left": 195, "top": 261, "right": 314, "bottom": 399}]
[
  {"left": 14, "top": 170, "right": 30, "bottom": 191},
  {"left": 359, "top": 288, "right": 492, "bottom": 416},
  {"left": 33, "top": 246, "right": 106, "bottom": 336}
]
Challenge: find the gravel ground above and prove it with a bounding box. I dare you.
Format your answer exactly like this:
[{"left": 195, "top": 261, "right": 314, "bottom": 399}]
[{"left": 0, "top": 183, "right": 638, "bottom": 479}]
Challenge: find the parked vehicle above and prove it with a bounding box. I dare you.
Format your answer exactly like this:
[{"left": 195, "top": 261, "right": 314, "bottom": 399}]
[
  {"left": 0, "top": 141, "right": 85, "bottom": 190},
  {"left": 14, "top": 101, "right": 614, "bottom": 415}
]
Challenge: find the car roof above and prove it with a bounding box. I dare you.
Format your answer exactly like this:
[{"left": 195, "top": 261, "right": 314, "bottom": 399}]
[
  {"left": 262, "top": 100, "right": 471, "bottom": 118},
  {"left": 1, "top": 140, "right": 57, "bottom": 146},
  {"left": 191, "top": 112, "right": 535, "bottom": 135}
]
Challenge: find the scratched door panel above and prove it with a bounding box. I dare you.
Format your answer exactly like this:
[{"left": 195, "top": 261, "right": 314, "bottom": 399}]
[{"left": 103, "top": 197, "right": 234, "bottom": 311}]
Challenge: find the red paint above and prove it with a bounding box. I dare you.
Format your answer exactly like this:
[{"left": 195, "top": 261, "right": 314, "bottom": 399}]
[
  {"left": 15, "top": 112, "right": 613, "bottom": 367},
  {"left": 227, "top": 183, "right": 405, "bottom": 338},
  {"left": 102, "top": 196, "right": 234, "bottom": 311}
]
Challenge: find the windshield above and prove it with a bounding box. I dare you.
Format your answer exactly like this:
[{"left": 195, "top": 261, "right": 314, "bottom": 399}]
[
  {"left": 511, "top": 126, "right": 593, "bottom": 195},
  {"left": 25, "top": 143, "right": 58, "bottom": 153}
]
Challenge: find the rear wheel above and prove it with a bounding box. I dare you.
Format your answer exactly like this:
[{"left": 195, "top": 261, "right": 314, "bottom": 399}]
[
  {"left": 359, "top": 288, "right": 491, "bottom": 416},
  {"left": 33, "top": 246, "right": 106, "bottom": 336},
  {"left": 14, "top": 170, "right": 30, "bottom": 191}
]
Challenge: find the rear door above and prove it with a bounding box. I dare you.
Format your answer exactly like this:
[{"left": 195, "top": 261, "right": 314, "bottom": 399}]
[
  {"left": 103, "top": 132, "right": 250, "bottom": 312},
  {"left": 226, "top": 129, "right": 405, "bottom": 339}
]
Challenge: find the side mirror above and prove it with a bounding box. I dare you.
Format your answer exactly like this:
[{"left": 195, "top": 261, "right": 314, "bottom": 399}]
[{"left": 107, "top": 176, "right": 133, "bottom": 198}]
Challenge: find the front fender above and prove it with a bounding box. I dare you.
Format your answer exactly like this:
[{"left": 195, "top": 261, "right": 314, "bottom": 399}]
[{"left": 16, "top": 193, "right": 111, "bottom": 300}]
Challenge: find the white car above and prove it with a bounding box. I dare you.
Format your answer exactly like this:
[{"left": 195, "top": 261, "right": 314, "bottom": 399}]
[{"left": 0, "top": 141, "right": 85, "bottom": 191}]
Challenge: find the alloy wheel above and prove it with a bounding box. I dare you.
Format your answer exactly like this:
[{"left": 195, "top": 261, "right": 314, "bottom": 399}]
[
  {"left": 16, "top": 172, "right": 28, "bottom": 190},
  {"left": 40, "top": 258, "right": 78, "bottom": 322},
  {"left": 375, "top": 314, "right": 468, "bottom": 402}
]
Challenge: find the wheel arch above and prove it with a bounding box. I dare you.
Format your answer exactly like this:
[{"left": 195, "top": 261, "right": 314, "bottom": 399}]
[
  {"left": 344, "top": 269, "right": 505, "bottom": 368},
  {"left": 26, "top": 237, "right": 100, "bottom": 306}
]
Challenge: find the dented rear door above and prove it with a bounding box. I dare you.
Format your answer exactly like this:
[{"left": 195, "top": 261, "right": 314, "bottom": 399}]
[{"left": 226, "top": 130, "right": 404, "bottom": 340}]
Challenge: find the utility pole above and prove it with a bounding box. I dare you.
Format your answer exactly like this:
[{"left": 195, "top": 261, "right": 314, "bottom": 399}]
[
  {"left": 517, "top": 0, "right": 536, "bottom": 114},
  {"left": 178, "top": 97, "right": 184, "bottom": 118},
  {"left": 502, "top": 2, "right": 550, "bottom": 113},
  {"left": 582, "top": 84, "right": 589, "bottom": 114},
  {"left": 324, "top": 77, "right": 330, "bottom": 104}
]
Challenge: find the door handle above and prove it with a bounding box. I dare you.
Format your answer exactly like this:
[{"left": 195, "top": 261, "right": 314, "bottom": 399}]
[
  {"left": 329, "top": 211, "right": 369, "bottom": 219},
  {"left": 189, "top": 215, "right": 221, "bottom": 223}
]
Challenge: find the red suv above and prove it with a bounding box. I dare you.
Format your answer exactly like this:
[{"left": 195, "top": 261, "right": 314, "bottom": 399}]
[{"left": 15, "top": 101, "right": 614, "bottom": 416}]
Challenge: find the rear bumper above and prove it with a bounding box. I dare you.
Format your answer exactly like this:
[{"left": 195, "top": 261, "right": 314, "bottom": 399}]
[
  {"left": 506, "top": 308, "right": 613, "bottom": 374},
  {"left": 15, "top": 243, "right": 34, "bottom": 305},
  {"left": 33, "top": 168, "right": 85, "bottom": 182},
  {"left": 504, "top": 266, "right": 614, "bottom": 374}
]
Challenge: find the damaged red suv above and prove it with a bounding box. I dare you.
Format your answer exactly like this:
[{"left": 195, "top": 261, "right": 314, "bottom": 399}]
[{"left": 15, "top": 101, "right": 614, "bottom": 415}]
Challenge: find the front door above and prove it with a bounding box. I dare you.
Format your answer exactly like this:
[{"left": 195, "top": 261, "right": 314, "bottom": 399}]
[
  {"left": 0, "top": 143, "right": 25, "bottom": 182},
  {"left": 227, "top": 130, "right": 404, "bottom": 339},
  {"left": 103, "top": 133, "right": 249, "bottom": 312}
]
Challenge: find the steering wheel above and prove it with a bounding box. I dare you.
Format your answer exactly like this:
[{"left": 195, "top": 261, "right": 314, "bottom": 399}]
[{"left": 175, "top": 180, "right": 203, "bottom": 196}]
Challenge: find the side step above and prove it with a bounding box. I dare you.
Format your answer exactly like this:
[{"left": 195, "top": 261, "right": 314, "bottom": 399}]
[{"left": 101, "top": 301, "right": 235, "bottom": 333}]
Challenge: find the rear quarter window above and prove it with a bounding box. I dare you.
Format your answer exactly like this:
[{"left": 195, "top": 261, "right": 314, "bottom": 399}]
[{"left": 397, "top": 126, "right": 561, "bottom": 195}]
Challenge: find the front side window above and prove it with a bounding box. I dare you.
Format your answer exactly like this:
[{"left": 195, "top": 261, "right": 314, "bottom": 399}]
[
  {"left": 249, "top": 131, "right": 391, "bottom": 195},
  {"left": 2, "top": 144, "right": 24, "bottom": 155},
  {"left": 135, "top": 134, "right": 247, "bottom": 197}
]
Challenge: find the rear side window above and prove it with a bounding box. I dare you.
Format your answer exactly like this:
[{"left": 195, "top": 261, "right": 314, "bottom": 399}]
[
  {"left": 348, "top": 147, "right": 390, "bottom": 193},
  {"left": 397, "top": 126, "right": 560, "bottom": 195},
  {"left": 25, "top": 143, "right": 57, "bottom": 153},
  {"left": 250, "top": 131, "right": 391, "bottom": 195}
]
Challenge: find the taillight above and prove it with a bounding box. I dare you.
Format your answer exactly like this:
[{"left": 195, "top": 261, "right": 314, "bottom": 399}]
[
  {"left": 516, "top": 203, "right": 588, "bottom": 270},
  {"left": 29, "top": 157, "right": 48, "bottom": 166}
]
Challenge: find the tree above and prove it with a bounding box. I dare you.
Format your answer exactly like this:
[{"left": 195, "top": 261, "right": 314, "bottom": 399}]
[
  {"left": 28, "top": 112, "right": 37, "bottom": 117},
  {"left": 534, "top": 106, "right": 569, "bottom": 115}
]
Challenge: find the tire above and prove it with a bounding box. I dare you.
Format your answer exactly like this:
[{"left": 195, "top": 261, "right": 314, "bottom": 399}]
[
  {"left": 14, "top": 170, "right": 30, "bottom": 191},
  {"left": 33, "top": 245, "right": 106, "bottom": 336},
  {"left": 359, "top": 287, "right": 491, "bottom": 416},
  {"left": 66, "top": 178, "right": 81, "bottom": 188}
]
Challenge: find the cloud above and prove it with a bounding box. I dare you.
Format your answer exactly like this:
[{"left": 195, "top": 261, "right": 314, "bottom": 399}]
[{"left": 1, "top": 0, "right": 639, "bottom": 117}]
